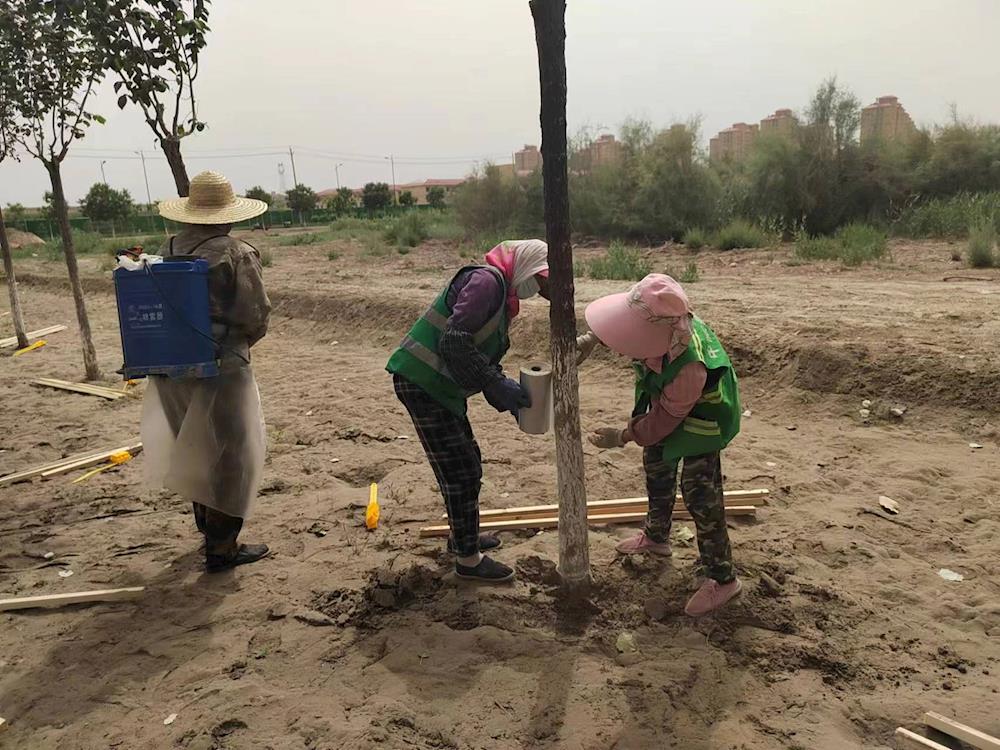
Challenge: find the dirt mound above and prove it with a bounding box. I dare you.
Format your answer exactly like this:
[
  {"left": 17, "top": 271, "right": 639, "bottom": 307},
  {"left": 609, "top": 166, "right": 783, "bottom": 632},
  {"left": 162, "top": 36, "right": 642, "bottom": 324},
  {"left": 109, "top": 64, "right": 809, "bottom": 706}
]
[{"left": 6, "top": 229, "right": 45, "bottom": 249}]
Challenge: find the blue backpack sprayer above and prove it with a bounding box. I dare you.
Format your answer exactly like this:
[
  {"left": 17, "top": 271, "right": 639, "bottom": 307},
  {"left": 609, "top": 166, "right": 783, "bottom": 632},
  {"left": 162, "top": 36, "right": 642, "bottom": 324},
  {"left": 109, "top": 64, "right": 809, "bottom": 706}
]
[{"left": 113, "top": 241, "right": 223, "bottom": 379}]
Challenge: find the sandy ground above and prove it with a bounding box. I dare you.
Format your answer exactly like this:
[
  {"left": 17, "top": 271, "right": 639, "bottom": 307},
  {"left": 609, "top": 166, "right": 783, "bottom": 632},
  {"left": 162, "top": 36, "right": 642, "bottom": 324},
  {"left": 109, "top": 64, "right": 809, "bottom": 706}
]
[{"left": 1, "top": 232, "right": 999, "bottom": 750}]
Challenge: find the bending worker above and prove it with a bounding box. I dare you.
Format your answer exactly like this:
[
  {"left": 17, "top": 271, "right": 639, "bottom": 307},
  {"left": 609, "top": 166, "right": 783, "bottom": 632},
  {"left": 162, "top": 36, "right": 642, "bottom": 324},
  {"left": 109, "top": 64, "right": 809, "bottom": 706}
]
[
  {"left": 144, "top": 171, "right": 271, "bottom": 573},
  {"left": 387, "top": 240, "right": 550, "bottom": 583},
  {"left": 579, "top": 274, "right": 743, "bottom": 616}
]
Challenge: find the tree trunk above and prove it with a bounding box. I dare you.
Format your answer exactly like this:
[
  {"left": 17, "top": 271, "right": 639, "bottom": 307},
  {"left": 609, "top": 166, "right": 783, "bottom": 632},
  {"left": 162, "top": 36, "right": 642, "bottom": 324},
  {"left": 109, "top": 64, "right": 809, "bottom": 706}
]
[
  {"left": 0, "top": 204, "right": 30, "bottom": 349},
  {"left": 531, "top": 0, "right": 590, "bottom": 594},
  {"left": 46, "top": 161, "right": 101, "bottom": 381},
  {"left": 160, "top": 138, "right": 190, "bottom": 197}
]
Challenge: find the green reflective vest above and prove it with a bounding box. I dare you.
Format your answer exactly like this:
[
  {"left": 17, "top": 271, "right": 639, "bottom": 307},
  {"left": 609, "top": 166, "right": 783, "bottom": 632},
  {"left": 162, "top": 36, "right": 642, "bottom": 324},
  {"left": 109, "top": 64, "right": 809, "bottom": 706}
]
[
  {"left": 634, "top": 317, "right": 741, "bottom": 461},
  {"left": 386, "top": 265, "right": 510, "bottom": 416}
]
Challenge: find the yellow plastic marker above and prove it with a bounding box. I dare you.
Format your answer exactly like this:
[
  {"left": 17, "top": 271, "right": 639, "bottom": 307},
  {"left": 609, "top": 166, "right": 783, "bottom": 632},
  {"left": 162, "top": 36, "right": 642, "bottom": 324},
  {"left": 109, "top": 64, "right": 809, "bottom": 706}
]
[
  {"left": 71, "top": 450, "right": 134, "bottom": 484},
  {"left": 365, "top": 482, "right": 380, "bottom": 530},
  {"left": 13, "top": 340, "right": 46, "bottom": 357}
]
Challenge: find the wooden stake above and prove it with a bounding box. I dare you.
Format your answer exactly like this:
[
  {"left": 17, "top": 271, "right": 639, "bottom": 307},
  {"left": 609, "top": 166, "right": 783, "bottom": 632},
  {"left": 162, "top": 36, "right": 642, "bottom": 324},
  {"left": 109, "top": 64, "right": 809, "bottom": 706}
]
[
  {"left": 895, "top": 728, "right": 952, "bottom": 750},
  {"left": 0, "top": 324, "right": 66, "bottom": 349},
  {"left": 531, "top": 0, "right": 589, "bottom": 595},
  {"left": 419, "top": 506, "right": 757, "bottom": 538},
  {"left": 0, "top": 586, "right": 145, "bottom": 612},
  {"left": 922, "top": 713, "right": 1000, "bottom": 750},
  {"left": 40, "top": 443, "right": 142, "bottom": 477}
]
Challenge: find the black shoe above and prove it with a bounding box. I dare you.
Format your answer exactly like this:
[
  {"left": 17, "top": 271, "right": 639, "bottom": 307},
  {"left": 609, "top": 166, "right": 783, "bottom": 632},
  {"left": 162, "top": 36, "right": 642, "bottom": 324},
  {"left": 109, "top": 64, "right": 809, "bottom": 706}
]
[
  {"left": 447, "top": 533, "right": 502, "bottom": 555},
  {"left": 455, "top": 555, "right": 515, "bottom": 583},
  {"left": 206, "top": 543, "right": 270, "bottom": 573}
]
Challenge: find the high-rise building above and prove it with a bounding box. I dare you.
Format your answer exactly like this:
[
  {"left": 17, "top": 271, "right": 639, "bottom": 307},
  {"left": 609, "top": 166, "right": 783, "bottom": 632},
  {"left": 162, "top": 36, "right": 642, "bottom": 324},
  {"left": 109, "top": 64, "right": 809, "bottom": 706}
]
[
  {"left": 709, "top": 122, "right": 759, "bottom": 163},
  {"left": 589, "top": 134, "right": 623, "bottom": 168},
  {"left": 860, "top": 96, "right": 916, "bottom": 146},
  {"left": 514, "top": 144, "right": 542, "bottom": 173},
  {"left": 760, "top": 108, "right": 797, "bottom": 137}
]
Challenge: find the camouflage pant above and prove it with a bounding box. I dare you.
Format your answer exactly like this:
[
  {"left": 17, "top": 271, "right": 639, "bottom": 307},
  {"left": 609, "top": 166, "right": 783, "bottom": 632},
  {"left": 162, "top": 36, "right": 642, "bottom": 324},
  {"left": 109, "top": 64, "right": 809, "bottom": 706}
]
[{"left": 643, "top": 448, "right": 735, "bottom": 583}]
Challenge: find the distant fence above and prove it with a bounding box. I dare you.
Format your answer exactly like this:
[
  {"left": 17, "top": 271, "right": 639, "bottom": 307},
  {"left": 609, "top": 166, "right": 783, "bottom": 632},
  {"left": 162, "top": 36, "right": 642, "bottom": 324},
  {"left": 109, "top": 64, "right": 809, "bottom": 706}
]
[{"left": 7, "top": 204, "right": 432, "bottom": 239}]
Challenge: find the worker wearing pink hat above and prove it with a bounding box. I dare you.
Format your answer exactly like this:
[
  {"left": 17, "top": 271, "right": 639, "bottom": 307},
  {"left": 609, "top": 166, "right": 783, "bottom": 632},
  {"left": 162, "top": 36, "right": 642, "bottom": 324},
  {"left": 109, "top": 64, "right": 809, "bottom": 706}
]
[{"left": 578, "top": 273, "right": 743, "bottom": 616}]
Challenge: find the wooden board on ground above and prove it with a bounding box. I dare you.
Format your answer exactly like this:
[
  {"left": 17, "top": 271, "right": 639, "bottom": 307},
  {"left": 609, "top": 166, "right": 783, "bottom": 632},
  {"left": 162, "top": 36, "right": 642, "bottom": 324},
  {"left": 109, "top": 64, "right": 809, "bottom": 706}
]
[
  {"left": 0, "top": 324, "right": 66, "bottom": 349},
  {"left": 895, "top": 728, "right": 952, "bottom": 750},
  {"left": 31, "top": 378, "right": 128, "bottom": 401},
  {"left": 923, "top": 713, "right": 1000, "bottom": 750},
  {"left": 39, "top": 443, "right": 143, "bottom": 478},
  {"left": 420, "top": 506, "right": 757, "bottom": 538},
  {"left": 443, "top": 490, "right": 769, "bottom": 522},
  {"left": 0, "top": 441, "right": 142, "bottom": 485},
  {"left": 0, "top": 586, "right": 145, "bottom": 612}
]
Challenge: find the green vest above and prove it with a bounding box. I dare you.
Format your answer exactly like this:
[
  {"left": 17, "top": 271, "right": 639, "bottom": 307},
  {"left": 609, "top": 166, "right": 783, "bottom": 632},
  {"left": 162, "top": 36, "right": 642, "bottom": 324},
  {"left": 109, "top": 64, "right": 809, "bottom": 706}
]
[
  {"left": 633, "top": 317, "right": 741, "bottom": 461},
  {"left": 386, "top": 265, "right": 510, "bottom": 416}
]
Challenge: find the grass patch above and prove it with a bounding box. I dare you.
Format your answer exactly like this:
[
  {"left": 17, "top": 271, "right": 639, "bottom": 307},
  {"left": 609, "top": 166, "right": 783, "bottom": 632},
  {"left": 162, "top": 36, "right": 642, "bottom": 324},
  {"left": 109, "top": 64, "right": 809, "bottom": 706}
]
[
  {"left": 712, "top": 220, "right": 772, "bottom": 251},
  {"left": 361, "top": 235, "right": 392, "bottom": 258},
  {"left": 895, "top": 192, "right": 1000, "bottom": 239},
  {"left": 584, "top": 241, "right": 652, "bottom": 281},
  {"left": 384, "top": 212, "right": 430, "bottom": 247},
  {"left": 677, "top": 260, "right": 700, "bottom": 283},
  {"left": 276, "top": 231, "right": 332, "bottom": 247},
  {"left": 682, "top": 227, "right": 708, "bottom": 250},
  {"left": 426, "top": 211, "right": 464, "bottom": 241},
  {"left": 966, "top": 221, "right": 997, "bottom": 268},
  {"left": 259, "top": 248, "right": 274, "bottom": 268},
  {"left": 794, "top": 223, "right": 888, "bottom": 266},
  {"left": 327, "top": 249, "right": 340, "bottom": 261}
]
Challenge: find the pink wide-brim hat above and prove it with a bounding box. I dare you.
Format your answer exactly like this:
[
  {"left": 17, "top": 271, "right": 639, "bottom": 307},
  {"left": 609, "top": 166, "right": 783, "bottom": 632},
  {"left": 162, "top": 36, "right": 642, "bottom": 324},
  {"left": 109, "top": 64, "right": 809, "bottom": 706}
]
[{"left": 585, "top": 274, "right": 692, "bottom": 360}]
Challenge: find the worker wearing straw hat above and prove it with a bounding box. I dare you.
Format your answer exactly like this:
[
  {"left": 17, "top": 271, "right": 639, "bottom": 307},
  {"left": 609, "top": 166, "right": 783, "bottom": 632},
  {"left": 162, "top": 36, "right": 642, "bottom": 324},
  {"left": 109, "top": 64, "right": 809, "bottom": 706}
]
[
  {"left": 145, "top": 171, "right": 271, "bottom": 573},
  {"left": 579, "top": 274, "right": 743, "bottom": 616}
]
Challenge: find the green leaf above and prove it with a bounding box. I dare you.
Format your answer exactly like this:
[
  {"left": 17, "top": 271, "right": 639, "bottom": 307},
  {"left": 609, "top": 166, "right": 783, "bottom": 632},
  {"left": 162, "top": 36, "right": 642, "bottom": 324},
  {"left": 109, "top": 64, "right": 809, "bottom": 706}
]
[{"left": 117, "top": 95, "right": 128, "bottom": 109}]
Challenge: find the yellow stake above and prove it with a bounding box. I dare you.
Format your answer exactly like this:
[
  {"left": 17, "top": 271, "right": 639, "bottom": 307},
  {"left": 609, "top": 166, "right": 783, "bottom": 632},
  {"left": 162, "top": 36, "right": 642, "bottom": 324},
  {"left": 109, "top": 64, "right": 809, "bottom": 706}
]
[
  {"left": 71, "top": 450, "right": 134, "bottom": 484},
  {"left": 13, "top": 340, "right": 46, "bottom": 357},
  {"left": 365, "top": 482, "right": 380, "bottom": 530}
]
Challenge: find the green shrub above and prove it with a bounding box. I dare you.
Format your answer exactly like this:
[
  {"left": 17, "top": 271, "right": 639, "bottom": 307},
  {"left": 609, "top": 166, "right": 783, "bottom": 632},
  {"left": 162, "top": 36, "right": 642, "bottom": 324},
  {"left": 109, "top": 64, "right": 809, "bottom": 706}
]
[
  {"left": 835, "top": 222, "right": 887, "bottom": 266},
  {"left": 682, "top": 227, "right": 708, "bottom": 250},
  {"left": 361, "top": 236, "right": 391, "bottom": 257},
  {"left": 259, "top": 248, "right": 274, "bottom": 267},
  {"left": 678, "top": 261, "right": 700, "bottom": 283},
  {"left": 585, "top": 241, "right": 652, "bottom": 281},
  {"left": 42, "top": 230, "right": 114, "bottom": 260},
  {"left": 426, "top": 211, "right": 464, "bottom": 241},
  {"left": 327, "top": 249, "right": 340, "bottom": 261},
  {"left": 895, "top": 192, "right": 1000, "bottom": 239},
  {"left": 712, "top": 220, "right": 771, "bottom": 251},
  {"left": 384, "top": 212, "right": 429, "bottom": 247},
  {"left": 794, "top": 223, "right": 887, "bottom": 265},
  {"left": 966, "top": 222, "right": 997, "bottom": 268}
]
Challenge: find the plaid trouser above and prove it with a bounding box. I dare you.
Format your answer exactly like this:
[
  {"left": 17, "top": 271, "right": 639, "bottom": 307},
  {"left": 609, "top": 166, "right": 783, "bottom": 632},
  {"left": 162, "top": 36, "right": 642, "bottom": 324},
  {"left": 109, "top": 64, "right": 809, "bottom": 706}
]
[
  {"left": 643, "top": 447, "right": 735, "bottom": 583},
  {"left": 393, "top": 375, "right": 483, "bottom": 556}
]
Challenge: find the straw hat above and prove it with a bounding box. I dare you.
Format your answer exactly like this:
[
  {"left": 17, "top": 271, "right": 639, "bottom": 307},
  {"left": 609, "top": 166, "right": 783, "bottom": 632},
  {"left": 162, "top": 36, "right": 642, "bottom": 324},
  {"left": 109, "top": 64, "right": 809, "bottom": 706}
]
[{"left": 158, "top": 171, "right": 268, "bottom": 225}]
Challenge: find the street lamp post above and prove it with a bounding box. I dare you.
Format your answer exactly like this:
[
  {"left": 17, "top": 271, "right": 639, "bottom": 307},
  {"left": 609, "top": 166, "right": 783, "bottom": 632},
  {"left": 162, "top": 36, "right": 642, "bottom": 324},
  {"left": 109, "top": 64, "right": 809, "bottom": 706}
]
[
  {"left": 385, "top": 154, "right": 397, "bottom": 204},
  {"left": 335, "top": 163, "right": 344, "bottom": 189},
  {"left": 100, "top": 160, "right": 108, "bottom": 185}
]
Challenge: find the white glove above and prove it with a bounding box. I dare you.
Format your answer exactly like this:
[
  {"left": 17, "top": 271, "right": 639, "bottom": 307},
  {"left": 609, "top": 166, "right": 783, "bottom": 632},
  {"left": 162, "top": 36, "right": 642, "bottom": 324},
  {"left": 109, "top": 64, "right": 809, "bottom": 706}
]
[
  {"left": 589, "top": 427, "right": 627, "bottom": 449},
  {"left": 576, "top": 331, "right": 601, "bottom": 365}
]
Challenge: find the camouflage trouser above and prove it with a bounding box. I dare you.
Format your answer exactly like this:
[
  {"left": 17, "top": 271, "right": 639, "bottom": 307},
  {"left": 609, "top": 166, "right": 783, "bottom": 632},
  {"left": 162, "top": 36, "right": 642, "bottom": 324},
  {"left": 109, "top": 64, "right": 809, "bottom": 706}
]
[{"left": 643, "top": 448, "right": 735, "bottom": 583}]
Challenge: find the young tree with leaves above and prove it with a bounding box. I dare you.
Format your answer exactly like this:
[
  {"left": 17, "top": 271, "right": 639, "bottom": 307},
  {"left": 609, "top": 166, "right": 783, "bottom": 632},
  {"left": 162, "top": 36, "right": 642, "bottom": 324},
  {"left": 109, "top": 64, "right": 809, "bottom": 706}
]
[
  {"left": 398, "top": 190, "right": 416, "bottom": 207},
  {"left": 80, "top": 182, "right": 133, "bottom": 223},
  {"left": 286, "top": 184, "right": 316, "bottom": 225},
  {"left": 0, "top": 34, "right": 29, "bottom": 350},
  {"left": 325, "top": 186, "right": 356, "bottom": 215},
  {"left": 427, "top": 185, "right": 447, "bottom": 209},
  {"left": 244, "top": 186, "right": 271, "bottom": 205},
  {"left": 362, "top": 182, "right": 393, "bottom": 212},
  {"left": 2, "top": 0, "right": 105, "bottom": 379},
  {"left": 92, "top": 0, "right": 211, "bottom": 197}
]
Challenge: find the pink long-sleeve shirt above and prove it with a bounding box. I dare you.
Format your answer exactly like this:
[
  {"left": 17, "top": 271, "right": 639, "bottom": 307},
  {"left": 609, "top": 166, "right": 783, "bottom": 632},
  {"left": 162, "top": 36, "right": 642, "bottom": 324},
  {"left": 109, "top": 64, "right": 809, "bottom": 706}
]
[{"left": 624, "top": 362, "right": 708, "bottom": 447}]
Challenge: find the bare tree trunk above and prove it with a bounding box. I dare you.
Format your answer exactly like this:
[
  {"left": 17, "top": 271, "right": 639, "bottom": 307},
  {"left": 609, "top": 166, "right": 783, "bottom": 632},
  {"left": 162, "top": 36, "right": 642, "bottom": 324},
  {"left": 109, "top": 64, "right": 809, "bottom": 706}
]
[
  {"left": 0, "top": 204, "right": 30, "bottom": 349},
  {"left": 160, "top": 137, "right": 190, "bottom": 197},
  {"left": 531, "top": 0, "right": 590, "bottom": 594},
  {"left": 46, "top": 161, "right": 101, "bottom": 381}
]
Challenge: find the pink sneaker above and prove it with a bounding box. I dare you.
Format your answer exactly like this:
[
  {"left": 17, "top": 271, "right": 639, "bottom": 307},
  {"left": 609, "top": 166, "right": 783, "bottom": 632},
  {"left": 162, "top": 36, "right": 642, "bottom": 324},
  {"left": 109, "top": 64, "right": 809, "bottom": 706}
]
[
  {"left": 684, "top": 578, "right": 743, "bottom": 617},
  {"left": 616, "top": 532, "right": 672, "bottom": 557}
]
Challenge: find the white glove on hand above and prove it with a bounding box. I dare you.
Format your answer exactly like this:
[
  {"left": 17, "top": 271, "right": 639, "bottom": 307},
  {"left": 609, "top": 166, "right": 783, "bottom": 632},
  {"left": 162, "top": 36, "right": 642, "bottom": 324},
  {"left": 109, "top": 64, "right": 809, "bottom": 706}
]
[
  {"left": 576, "top": 331, "right": 601, "bottom": 365},
  {"left": 589, "top": 427, "right": 627, "bottom": 449}
]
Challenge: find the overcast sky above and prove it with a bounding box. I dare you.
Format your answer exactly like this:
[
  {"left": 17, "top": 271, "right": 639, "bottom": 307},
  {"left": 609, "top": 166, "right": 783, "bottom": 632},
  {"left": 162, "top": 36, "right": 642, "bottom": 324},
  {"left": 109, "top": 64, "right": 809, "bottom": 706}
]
[{"left": 2, "top": 0, "right": 998, "bottom": 207}]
